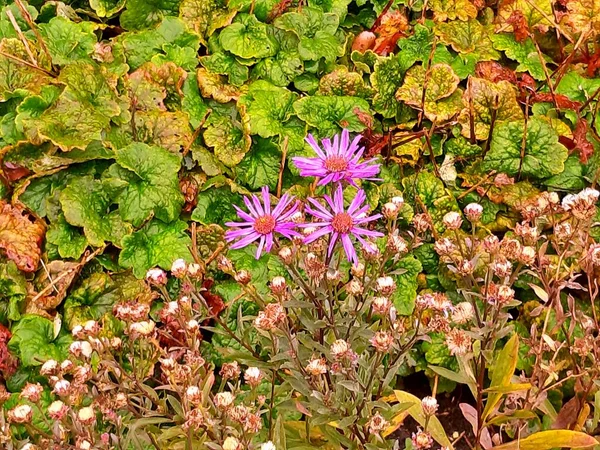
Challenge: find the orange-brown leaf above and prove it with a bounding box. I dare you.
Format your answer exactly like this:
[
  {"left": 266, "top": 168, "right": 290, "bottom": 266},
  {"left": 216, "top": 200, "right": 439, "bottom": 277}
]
[{"left": 0, "top": 201, "right": 45, "bottom": 272}]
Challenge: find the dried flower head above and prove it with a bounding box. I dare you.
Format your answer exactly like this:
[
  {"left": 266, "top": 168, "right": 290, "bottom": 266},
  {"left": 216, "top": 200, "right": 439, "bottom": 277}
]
[
  {"left": 8, "top": 404, "right": 32, "bottom": 423},
  {"left": 20, "top": 383, "right": 43, "bottom": 403},
  {"left": 306, "top": 358, "right": 328, "bottom": 376},
  {"left": 270, "top": 276, "right": 287, "bottom": 295},
  {"left": 434, "top": 238, "right": 456, "bottom": 257},
  {"left": 421, "top": 396, "right": 438, "bottom": 416},
  {"left": 367, "top": 412, "right": 389, "bottom": 434},
  {"left": 372, "top": 296, "right": 392, "bottom": 315},
  {"left": 370, "top": 331, "right": 394, "bottom": 352},
  {"left": 220, "top": 362, "right": 241, "bottom": 380},
  {"left": 234, "top": 269, "right": 252, "bottom": 285},
  {"left": 244, "top": 367, "right": 263, "bottom": 387},
  {"left": 171, "top": 258, "right": 187, "bottom": 278},
  {"left": 223, "top": 437, "right": 242, "bottom": 450},
  {"left": 77, "top": 406, "right": 96, "bottom": 426},
  {"left": 382, "top": 202, "right": 399, "bottom": 219},
  {"left": 412, "top": 428, "right": 434, "bottom": 449},
  {"left": 446, "top": 329, "right": 472, "bottom": 356},
  {"left": 443, "top": 211, "right": 463, "bottom": 230},
  {"left": 214, "top": 392, "right": 235, "bottom": 410},
  {"left": 48, "top": 400, "right": 69, "bottom": 420},
  {"left": 146, "top": 268, "right": 167, "bottom": 285},
  {"left": 375, "top": 276, "right": 396, "bottom": 296},
  {"left": 464, "top": 203, "right": 483, "bottom": 222},
  {"left": 40, "top": 359, "right": 59, "bottom": 376},
  {"left": 452, "top": 302, "right": 475, "bottom": 324}
]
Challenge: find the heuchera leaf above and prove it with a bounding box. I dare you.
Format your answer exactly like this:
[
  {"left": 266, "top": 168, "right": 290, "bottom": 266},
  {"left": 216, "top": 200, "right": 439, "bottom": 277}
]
[
  {"left": 197, "top": 67, "right": 241, "bottom": 103},
  {"left": 133, "top": 110, "right": 193, "bottom": 153},
  {"left": 46, "top": 214, "right": 88, "bottom": 260},
  {"left": 318, "top": 67, "right": 372, "bottom": 98},
  {"left": 458, "top": 77, "right": 523, "bottom": 140},
  {"left": 179, "top": 0, "right": 236, "bottom": 44},
  {"left": 236, "top": 138, "right": 281, "bottom": 190},
  {"left": 89, "top": 0, "right": 126, "bottom": 17},
  {"left": 0, "top": 39, "right": 52, "bottom": 102},
  {"left": 252, "top": 30, "right": 304, "bottom": 87},
  {"left": 39, "top": 17, "right": 97, "bottom": 65},
  {"left": 59, "top": 176, "right": 133, "bottom": 247},
  {"left": 274, "top": 7, "right": 344, "bottom": 62},
  {"left": 370, "top": 54, "right": 412, "bottom": 118},
  {"left": 429, "top": 0, "right": 478, "bottom": 22},
  {"left": 109, "top": 143, "right": 184, "bottom": 227},
  {"left": 0, "top": 261, "right": 27, "bottom": 322},
  {"left": 0, "top": 201, "right": 45, "bottom": 273},
  {"left": 219, "top": 14, "right": 278, "bottom": 59},
  {"left": 8, "top": 315, "right": 72, "bottom": 367},
  {"left": 293, "top": 95, "right": 373, "bottom": 135},
  {"left": 497, "top": 0, "right": 553, "bottom": 33},
  {"left": 204, "top": 113, "right": 252, "bottom": 167},
  {"left": 200, "top": 52, "right": 249, "bottom": 86},
  {"left": 238, "top": 80, "right": 298, "bottom": 138},
  {"left": 483, "top": 117, "right": 569, "bottom": 179},
  {"left": 120, "top": 0, "right": 181, "bottom": 31},
  {"left": 435, "top": 20, "right": 499, "bottom": 61},
  {"left": 390, "top": 256, "right": 423, "bottom": 315},
  {"left": 119, "top": 219, "right": 192, "bottom": 278},
  {"left": 560, "top": 0, "right": 600, "bottom": 35},
  {"left": 491, "top": 34, "right": 547, "bottom": 80}
]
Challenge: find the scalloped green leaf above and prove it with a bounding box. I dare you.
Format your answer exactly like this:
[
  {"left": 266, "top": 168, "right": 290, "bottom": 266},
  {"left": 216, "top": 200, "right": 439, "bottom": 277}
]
[
  {"left": 220, "top": 14, "right": 278, "bottom": 59},
  {"left": 293, "top": 95, "right": 373, "bottom": 135}
]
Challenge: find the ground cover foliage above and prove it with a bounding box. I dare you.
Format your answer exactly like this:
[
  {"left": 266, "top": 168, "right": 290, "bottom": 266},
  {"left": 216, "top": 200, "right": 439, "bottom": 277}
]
[{"left": 1, "top": 0, "right": 600, "bottom": 448}]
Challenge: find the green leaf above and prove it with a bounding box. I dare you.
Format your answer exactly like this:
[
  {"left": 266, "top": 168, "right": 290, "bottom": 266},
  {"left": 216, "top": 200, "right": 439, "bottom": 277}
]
[
  {"left": 458, "top": 77, "right": 523, "bottom": 140},
  {"left": 482, "top": 334, "right": 519, "bottom": 421},
  {"left": 252, "top": 30, "right": 304, "bottom": 87},
  {"left": 35, "top": 63, "right": 122, "bottom": 150},
  {"left": 543, "top": 155, "right": 586, "bottom": 191},
  {"left": 429, "top": 0, "right": 478, "bottom": 21},
  {"left": 483, "top": 118, "right": 569, "bottom": 179},
  {"left": 191, "top": 185, "right": 244, "bottom": 224},
  {"left": 238, "top": 80, "right": 298, "bottom": 138},
  {"left": 134, "top": 110, "right": 193, "bottom": 153},
  {"left": 390, "top": 256, "right": 423, "bottom": 315},
  {"left": 120, "top": 0, "right": 182, "bottom": 30},
  {"left": 318, "top": 66, "right": 372, "bottom": 98},
  {"left": 236, "top": 138, "right": 281, "bottom": 190},
  {"left": 0, "top": 39, "right": 52, "bottom": 102},
  {"left": 490, "top": 430, "right": 598, "bottom": 450},
  {"left": 63, "top": 272, "right": 152, "bottom": 329},
  {"left": 435, "top": 20, "right": 499, "bottom": 61},
  {"left": 274, "top": 7, "right": 344, "bottom": 62},
  {"left": 179, "top": 0, "right": 236, "bottom": 44},
  {"left": 556, "top": 71, "right": 600, "bottom": 103},
  {"left": 491, "top": 34, "right": 547, "bottom": 81},
  {"left": 220, "top": 14, "right": 278, "bottom": 59},
  {"left": 8, "top": 315, "right": 72, "bottom": 367},
  {"left": 109, "top": 143, "right": 184, "bottom": 227},
  {"left": 90, "top": 0, "right": 126, "bottom": 17},
  {"left": 39, "top": 17, "right": 97, "bottom": 65},
  {"left": 119, "top": 219, "right": 192, "bottom": 278},
  {"left": 204, "top": 115, "right": 252, "bottom": 167},
  {"left": 0, "top": 261, "right": 27, "bottom": 322},
  {"left": 182, "top": 72, "right": 210, "bottom": 128},
  {"left": 46, "top": 214, "right": 88, "bottom": 260},
  {"left": 60, "top": 176, "right": 133, "bottom": 247},
  {"left": 293, "top": 95, "right": 372, "bottom": 135},
  {"left": 200, "top": 52, "right": 249, "bottom": 86},
  {"left": 371, "top": 54, "right": 410, "bottom": 118}
]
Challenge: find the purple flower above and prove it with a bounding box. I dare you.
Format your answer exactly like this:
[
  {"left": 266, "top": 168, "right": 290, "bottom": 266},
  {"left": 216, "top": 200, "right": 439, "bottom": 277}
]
[
  {"left": 225, "top": 187, "right": 300, "bottom": 259},
  {"left": 292, "top": 129, "right": 380, "bottom": 186},
  {"left": 303, "top": 185, "right": 383, "bottom": 264}
]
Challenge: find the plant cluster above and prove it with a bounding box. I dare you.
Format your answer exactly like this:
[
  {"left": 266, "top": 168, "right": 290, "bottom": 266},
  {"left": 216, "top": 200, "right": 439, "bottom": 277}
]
[{"left": 1, "top": 0, "right": 600, "bottom": 448}]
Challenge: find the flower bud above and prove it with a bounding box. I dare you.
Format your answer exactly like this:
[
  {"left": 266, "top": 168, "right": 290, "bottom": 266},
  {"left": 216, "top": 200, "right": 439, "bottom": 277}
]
[
  {"left": 305, "top": 358, "right": 327, "bottom": 376},
  {"left": 77, "top": 406, "right": 96, "bottom": 426},
  {"left": 261, "top": 442, "right": 276, "bottom": 450},
  {"left": 187, "top": 263, "right": 202, "bottom": 278},
  {"left": 392, "top": 196, "right": 404, "bottom": 208},
  {"left": 326, "top": 269, "right": 341, "bottom": 282},
  {"left": 367, "top": 412, "right": 389, "bottom": 434},
  {"left": 382, "top": 202, "right": 399, "bottom": 219},
  {"left": 214, "top": 392, "right": 235, "bottom": 410},
  {"left": 375, "top": 276, "right": 396, "bottom": 296},
  {"left": 185, "top": 386, "right": 202, "bottom": 404},
  {"left": 48, "top": 400, "right": 68, "bottom": 420},
  {"left": 387, "top": 234, "right": 408, "bottom": 254},
  {"left": 8, "top": 404, "right": 32, "bottom": 423},
  {"left": 270, "top": 276, "right": 287, "bottom": 295},
  {"left": 20, "top": 383, "right": 43, "bottom": 403},
  {"left": 83, "top": 320, "right": 100, "bottom": 336},
  {"left": 434, "top": 237, "right": 456, "bottom": 256},
  {"left": 128, "top": 321, "right": 156, "bottom": 337},
  {"left": 346, "top": 279, "right": 363, "bottom": 296},
  {"left": 53, "top": 379, "right": 71, "bottom": 397},
  {"left": 223, "top": 436, "right": 242, "bottom": 450},
  {"left": 464, "top": 203, "right": 483, "bottom": 222},
  {"left": 519, "top": 246, "right": 536, "bottom": 265},
  {"left": 443, "top": 211, "right": 463, "bottom": 230},
  {"left": 483, "top": 235, "right": 500, "bottom": 252},
  {"left": 171, "top": 259, "right": 187, "bottom": 278},
  {"left": 330, "top": 339, "right": 351, "bottom": 359},
  {"left": 370, "top": 331, "right": 394, "bottom": 352},
  {"left": 234, "top": 269, "right": 252, "bottom": 285},
  {"left": 278, "top": 246, "right": 293, "bottom": 264},
  {"left": 244, "top": 367, "right": 263, "bottom": 387},
  {"left": 372, "top": 296, "right": 391, "bottom": 315},
  {"left": 220, "top": 361, "right": 241, "bottom": 380},
  {"left": 217, "top": 256, "right": 234, "bottom": 273},
  {"left": 41, "top": 359, "right": 59, "bottom": 376},
  {"left": 351, "top": 263, "right": 364, "bottom": 277},
  {"left": 70, "top": 341, "right": 93, "bottom": 359},
  {"left": 421, "top": 396, "right": 438, "bottom": 416},
  {"left": 146, "top": 268, "right": 167, "bottom": 285}
]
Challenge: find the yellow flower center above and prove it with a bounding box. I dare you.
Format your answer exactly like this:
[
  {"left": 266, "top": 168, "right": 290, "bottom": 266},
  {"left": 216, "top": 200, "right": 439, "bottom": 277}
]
[
  {"left": 331, "top": 213, "right": 353, "bottom": 234},
  {"left": 324, "top": 155, "right": 349, "bottom": 173},
  {"left": 254, "top": 215, "right": 276, "bottom": 235}
]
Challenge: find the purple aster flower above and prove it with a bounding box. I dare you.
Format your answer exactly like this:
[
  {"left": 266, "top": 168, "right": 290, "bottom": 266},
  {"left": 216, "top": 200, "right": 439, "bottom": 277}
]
[
  {"left": 225, "top": 187, "right": 300, "bottom": 259},
  {"left": 303, "top": 185, "right": 383, "bottom": 264},
  {"left": 292, "top": 129, "right": 380, "bottom": 186}
]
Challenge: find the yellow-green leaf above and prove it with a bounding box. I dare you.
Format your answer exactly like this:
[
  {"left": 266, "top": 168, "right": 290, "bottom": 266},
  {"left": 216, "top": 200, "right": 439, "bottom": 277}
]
[
  {"left": 491, "top": 430, "right": 598, "bottom": 450},
  {"left": 482, "top": 334, "right": 519, "bottom": 421}
]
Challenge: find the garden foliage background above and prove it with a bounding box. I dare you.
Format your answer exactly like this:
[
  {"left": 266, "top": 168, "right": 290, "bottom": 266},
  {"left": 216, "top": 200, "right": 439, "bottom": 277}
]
[{"left": 1, "top": 0, "right": 600, "bottom": 448}]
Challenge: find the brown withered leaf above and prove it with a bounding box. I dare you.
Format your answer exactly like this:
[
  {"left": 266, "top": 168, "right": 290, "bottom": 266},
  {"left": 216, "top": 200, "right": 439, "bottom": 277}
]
[
  {"left": 475, "top": 61, "right": 517, "bottom": 84},
  {"left": 372, "top": 10, "right": 409, "bottom": 56},
  {"left": 572, "top": 119, "right": 594, "bottom": 163},
  {"left": 0, "top": 201, "right": 45, "bottom": 272},
  {"left": 26, "top": 260, "right": 81, "bottom": 315}
]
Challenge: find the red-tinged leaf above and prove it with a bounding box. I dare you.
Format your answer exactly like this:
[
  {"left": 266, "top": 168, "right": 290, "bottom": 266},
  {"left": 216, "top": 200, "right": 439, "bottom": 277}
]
[
  {"left": 0, "top": 323, "right": 16, "bottom": 376},
  {"left": 0, "top": 201, "right": 45, "bottom": 272},
  {"left": 202, "top": 279, "right": 226, "bottom": 316},
  {"left": 2, "top": 162, "right": 31, "bottom": 182},
  {"left": 572, "top": 119, "right": 594, "bottom": 163},
  {"left": 372, "top": 10, "right": 408, "bottom": 56},
  {"left": 506, "top": 10, "right": 530, "bottom": 42},
  {"left": 475, "top": 61, "right": 517, "bottom": 84},
  {"left": 295, "top": 400, "right": 312, "bottom": 417},
  {"left": 531, "top": 92, "right": 582, "bottom": 110}
]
